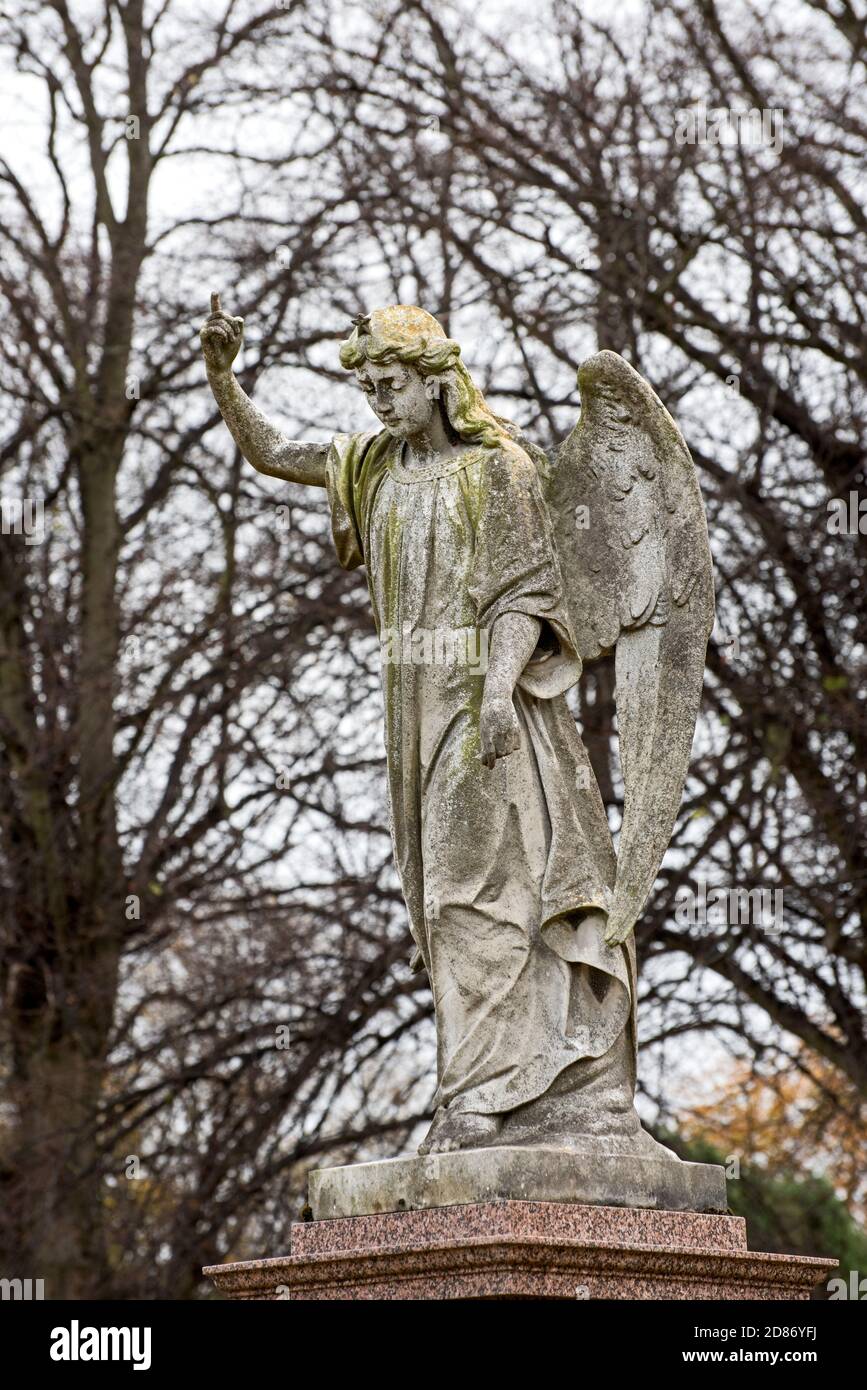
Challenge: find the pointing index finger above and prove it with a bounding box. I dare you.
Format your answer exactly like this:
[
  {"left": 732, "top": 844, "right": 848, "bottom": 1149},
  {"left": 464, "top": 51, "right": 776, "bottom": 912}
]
[{"left": 210, "top": 291, "right": 221, "bottom": 315}]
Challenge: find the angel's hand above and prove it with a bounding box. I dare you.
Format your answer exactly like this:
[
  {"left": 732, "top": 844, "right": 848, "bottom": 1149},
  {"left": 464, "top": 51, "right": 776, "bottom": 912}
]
[
  {"left": 603, "top": 917, "right": 633, "bottom": 947},
  {"left": 200, "top": 291, "right": 244, "bottom": 377},
  {"left": 479, "top": 695, "right": 521, "bottom": 769}
]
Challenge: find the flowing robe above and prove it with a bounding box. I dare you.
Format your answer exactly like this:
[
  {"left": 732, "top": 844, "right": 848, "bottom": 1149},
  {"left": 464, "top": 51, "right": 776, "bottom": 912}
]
[{"left": 326, "top": 429, "right": 634, "bottom": 1118}]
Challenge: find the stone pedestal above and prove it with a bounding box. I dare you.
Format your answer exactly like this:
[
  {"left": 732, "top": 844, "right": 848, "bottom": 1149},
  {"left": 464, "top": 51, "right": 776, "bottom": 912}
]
[
  {"left": 204, "top": 1147, "right": 837, "bottom": 1300},
  {"left": 308, "top": 1145, "right": 728, "bottom": 1218},
  {"left": 204, "top": 1199, "right": 835, "bottom": 1300}
]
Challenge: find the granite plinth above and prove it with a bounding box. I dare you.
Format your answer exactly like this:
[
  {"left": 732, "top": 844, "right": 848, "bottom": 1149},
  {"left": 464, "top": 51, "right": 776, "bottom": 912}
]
[
  {"left": 309, "top": 1145, "right": 728, "bottom": 1219},
  {"left": 203, "top": 1200, "right": 837, "bottom": 1300}
]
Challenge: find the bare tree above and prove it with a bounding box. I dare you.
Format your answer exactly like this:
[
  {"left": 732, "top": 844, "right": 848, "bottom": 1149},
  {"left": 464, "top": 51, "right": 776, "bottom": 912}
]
[
  {"left": 0, "top": 0, "right": 864, "bottom": 1298},
  {"left": 0, "top": 0, "right": 425, "bottom": 1298}
]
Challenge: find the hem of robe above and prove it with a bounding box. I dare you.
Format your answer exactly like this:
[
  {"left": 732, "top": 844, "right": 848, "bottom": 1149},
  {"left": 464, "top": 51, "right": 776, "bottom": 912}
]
[{"left": 435, "top": 898, "right": 636, "bottom": 1119}]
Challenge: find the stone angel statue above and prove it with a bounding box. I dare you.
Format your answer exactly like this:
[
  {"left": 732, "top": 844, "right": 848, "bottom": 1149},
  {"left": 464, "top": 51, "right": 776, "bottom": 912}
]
[{"left": 200, "top": 298, "right": 714, "bottom": 1159}]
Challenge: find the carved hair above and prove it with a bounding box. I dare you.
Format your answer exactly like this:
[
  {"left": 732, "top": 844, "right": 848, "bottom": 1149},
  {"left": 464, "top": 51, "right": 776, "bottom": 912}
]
[{"left": 339, "top": 304, "right": 511, "bottom": 450}]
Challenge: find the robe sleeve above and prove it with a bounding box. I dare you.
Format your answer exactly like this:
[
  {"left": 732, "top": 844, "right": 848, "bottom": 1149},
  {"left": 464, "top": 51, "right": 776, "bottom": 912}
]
[
  {"left": 324, "top": 431, "right": 378, "bottom": 570},
  {"left": 467, "top": 444, "right": 583, "bottom": 699}
]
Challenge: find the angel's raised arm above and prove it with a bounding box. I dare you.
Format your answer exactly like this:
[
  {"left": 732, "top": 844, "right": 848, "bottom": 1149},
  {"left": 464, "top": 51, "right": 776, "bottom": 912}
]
[{"left": 199, "top": 294, "right": 328, "bottom": 488}]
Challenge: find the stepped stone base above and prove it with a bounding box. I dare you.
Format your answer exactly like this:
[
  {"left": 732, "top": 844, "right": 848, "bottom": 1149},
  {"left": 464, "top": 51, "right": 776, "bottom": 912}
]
[{"left": 204, "top": 1200, "right": 837, "bottom": 1301}]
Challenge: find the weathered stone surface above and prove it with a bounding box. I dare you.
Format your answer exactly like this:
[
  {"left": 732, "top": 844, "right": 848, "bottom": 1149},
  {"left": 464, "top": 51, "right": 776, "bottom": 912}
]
[
  {"left": 308, "top": 1146, "right": 728, "bottom": 1220},
  {"left": 203, "top": 1201, "right": 837, "bottom": 1301},
  {"left": 200, "top": 301, "right": 721, "bottom": 1167}
]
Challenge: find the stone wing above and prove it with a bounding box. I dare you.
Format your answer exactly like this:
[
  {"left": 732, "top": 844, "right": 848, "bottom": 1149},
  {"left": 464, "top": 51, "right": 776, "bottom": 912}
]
[{"left": 545, "top": 350, "right": 715, "bottom": 940}]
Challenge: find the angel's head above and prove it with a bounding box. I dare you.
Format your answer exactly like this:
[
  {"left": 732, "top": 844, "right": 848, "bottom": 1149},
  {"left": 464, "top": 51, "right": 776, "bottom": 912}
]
[{"left": 339, "top": 305, "right": 507, "bottom": 447}]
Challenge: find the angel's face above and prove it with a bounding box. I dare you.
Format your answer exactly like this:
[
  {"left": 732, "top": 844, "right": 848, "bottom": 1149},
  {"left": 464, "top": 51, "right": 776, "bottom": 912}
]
[{"left": 355, "top": 360, "right": 439, "bottom": 438}]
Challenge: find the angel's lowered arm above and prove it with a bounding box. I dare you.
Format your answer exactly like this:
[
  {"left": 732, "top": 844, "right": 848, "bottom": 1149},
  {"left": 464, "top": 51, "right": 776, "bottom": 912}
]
[
  {"left": 200, "top": 294, "right": 328, "bottom": 488},
  {"left": 479, "top": 613, "right": 541, "bottom": 769}
]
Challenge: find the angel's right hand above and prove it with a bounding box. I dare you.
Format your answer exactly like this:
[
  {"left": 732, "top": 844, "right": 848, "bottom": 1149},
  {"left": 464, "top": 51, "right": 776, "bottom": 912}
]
[
  {"left": 200, "top": 291, "right": 244, "bottom": 376},
  {"left": 479, "top": 693, "right": 521, "bottom": 769}
]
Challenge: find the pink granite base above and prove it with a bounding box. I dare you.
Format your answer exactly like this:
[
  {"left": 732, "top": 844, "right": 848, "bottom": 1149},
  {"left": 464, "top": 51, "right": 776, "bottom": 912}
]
[{"left": 203, "top": 1202, "right": 837, "bottom": 1300}]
